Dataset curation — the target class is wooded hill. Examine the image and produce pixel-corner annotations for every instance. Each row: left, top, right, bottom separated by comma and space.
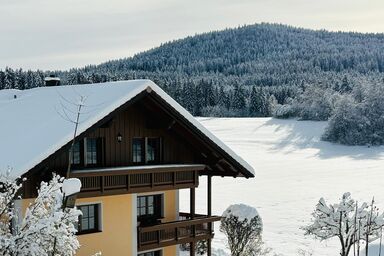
1, 23, 384, 118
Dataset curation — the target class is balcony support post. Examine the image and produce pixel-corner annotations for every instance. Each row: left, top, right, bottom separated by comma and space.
190, 187, 196, 256
207, 175, 212, 256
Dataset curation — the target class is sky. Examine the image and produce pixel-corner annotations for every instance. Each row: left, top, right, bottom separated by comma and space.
1, 0, 383, 70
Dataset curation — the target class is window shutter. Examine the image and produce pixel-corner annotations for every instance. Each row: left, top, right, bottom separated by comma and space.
79, 139, 85, 166
96, 138, 103, 166
156, 138, 162, 163
156, 194, 164, 218
94, 204, 100, 230
141, 138, 145, 163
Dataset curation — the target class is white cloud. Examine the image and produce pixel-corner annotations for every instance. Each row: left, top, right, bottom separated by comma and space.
0, 0, 383, 70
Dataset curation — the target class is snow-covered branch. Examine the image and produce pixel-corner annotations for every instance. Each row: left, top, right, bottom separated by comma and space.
303, 193, 384, 256
0, 174, 83, 256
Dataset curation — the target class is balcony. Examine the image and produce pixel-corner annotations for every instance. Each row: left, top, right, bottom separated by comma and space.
70, 164, 205, 198
137, 212, 221, 252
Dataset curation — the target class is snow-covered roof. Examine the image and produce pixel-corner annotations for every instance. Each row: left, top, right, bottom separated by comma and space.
0, 80, 255, 177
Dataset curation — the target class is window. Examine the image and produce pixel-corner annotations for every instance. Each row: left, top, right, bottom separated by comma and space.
70, 137, 103, 168
137, 194, 163, 220
132, 138, 144, 164
71, 141, 82, 165
146, 138, 161, 164
78, 204, 100, 234
138, 250, 161, 256
86, 138, 98, 165
132, 137, 161, 165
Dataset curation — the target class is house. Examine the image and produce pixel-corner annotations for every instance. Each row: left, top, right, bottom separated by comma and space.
0, 80, 254, 256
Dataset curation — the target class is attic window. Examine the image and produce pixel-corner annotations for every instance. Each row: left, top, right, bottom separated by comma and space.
70, 138, 103, 168
86, 138, 98, 165
71, 141, 82, 166
132, 137, 162, 165
132, 138, 144, 163
146, 138, 161, 164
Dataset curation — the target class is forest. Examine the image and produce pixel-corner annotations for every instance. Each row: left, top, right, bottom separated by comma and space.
1, 23, 384, 145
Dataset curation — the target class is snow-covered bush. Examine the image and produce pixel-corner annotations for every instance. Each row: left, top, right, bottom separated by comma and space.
323, 82, 384, 145
322, 95, 369, 145
294, 85, 340, 121
0, 172, 82, 256
220, 204, 265, 256
302, 193, 384, 256
273, 103, 296, 119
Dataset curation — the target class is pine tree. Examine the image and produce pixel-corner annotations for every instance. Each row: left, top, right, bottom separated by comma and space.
249, 86, 260, 116
339, 76, 352, 93
232, 84, 246, 111
258, 88, 270, 117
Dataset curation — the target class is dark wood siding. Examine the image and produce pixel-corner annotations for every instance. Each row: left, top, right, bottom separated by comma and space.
22, 92, 252, 198
35, 103, 197, 176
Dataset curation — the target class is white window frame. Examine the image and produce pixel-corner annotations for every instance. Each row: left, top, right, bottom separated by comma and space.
76, 201, 103, 232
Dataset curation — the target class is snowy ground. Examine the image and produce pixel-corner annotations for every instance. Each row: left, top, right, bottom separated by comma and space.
180, 117, 384, 256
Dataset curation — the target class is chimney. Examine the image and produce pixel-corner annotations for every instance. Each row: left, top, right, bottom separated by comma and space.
44, 74, 61, 87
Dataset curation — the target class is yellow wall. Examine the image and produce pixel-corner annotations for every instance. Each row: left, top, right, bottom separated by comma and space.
163, 245, 177, 256
76, 194, 134, 256
163, 190, 177, 222
19, 190, 178, 256
162, 190, 177, 256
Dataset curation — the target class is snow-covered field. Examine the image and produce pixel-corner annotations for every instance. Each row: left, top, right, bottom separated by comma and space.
180, 117, 384, 256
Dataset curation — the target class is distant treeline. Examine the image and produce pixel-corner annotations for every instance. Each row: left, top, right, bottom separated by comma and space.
2, 23, 384, 145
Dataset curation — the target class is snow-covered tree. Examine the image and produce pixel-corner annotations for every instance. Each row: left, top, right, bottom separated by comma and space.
220, 204, 264, 256
303, 193, 384, 256
0, 172, 82, 256
232, 84, 247, 112
323, 81, 384, 145
273, 97, 297, 118
293, 84, 340, 121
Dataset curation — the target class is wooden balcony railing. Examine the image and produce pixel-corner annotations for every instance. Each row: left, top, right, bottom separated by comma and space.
137, 212, 221, 251
70, 165, 204, 198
